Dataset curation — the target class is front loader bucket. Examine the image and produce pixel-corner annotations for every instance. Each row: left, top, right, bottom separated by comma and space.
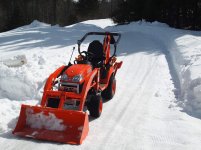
13, 104, 89, 145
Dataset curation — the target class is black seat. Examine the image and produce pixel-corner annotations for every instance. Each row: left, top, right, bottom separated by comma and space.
87, 40, 105, 67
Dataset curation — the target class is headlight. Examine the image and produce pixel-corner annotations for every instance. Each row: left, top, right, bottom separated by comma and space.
72, 74, 83, 82
61, 74, 68, 81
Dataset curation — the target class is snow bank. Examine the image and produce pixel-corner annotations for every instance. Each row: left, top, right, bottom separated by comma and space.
0, 99, 20, 132
0, 99, 37, 133
0, 63, 37, 100
173, 35, 201, 116
108, 21, 201, 117
81, 19, 115, 28
25, 20, 50, 29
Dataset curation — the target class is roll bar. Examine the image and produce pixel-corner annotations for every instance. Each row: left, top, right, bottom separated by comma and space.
77, 32, 121, 57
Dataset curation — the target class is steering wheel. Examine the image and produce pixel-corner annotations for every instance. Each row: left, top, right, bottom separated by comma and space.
80, 51, 94, 61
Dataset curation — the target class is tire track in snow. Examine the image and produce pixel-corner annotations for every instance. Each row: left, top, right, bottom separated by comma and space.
85, 54, 146, 149
112, 54, 159, 124
86, 28, 189, 149
96, 54, 160, 150
112, 57, 159, 149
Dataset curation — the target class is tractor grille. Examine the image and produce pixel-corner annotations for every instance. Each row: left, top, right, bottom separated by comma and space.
59, 82, 79, 93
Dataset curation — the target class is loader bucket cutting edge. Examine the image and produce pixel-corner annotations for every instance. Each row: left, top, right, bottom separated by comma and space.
13, 104, 89, 145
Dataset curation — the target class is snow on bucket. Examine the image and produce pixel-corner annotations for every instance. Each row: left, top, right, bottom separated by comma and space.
13, 104, 89, 144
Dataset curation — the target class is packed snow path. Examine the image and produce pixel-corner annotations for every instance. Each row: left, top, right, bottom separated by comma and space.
0, 20, 201, 150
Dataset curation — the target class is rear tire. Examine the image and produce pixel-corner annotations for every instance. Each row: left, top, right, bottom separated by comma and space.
102, 74, 116, 100
87, 94, 103, 118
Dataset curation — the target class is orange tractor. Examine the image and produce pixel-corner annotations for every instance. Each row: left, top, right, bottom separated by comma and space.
13, 32, 122, 144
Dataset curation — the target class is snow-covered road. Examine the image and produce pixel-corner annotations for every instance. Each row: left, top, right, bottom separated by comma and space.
0, 19, 201, 150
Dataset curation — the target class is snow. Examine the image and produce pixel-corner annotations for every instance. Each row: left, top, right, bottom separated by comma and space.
26, 108, 66, 131
107, 20, 201, 117
0, 19, 201, 149
1, 55, 27, 67
81, 19, 115, 28
0, 99, 37, 132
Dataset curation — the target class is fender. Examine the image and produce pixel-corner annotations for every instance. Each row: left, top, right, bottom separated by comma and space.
78, 68, 99, 110
114, 61, 123, 76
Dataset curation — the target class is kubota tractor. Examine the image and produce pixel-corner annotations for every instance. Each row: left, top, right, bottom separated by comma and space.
13, 32, 122, 144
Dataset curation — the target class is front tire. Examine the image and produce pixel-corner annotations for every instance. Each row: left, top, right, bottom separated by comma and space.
87, 94, 103, 118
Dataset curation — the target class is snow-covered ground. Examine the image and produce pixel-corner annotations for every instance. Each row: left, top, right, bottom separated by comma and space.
109, 20, 201, 117
0, 19, 201, 149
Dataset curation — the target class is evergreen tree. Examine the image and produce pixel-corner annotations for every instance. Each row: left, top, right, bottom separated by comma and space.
0, 0, 201, 31
111, 0, 201, 30
76, 0, 99, 20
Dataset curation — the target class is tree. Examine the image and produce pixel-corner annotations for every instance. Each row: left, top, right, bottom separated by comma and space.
111, 0, 130, 23
111, 0, 201, 30
76, 0, 100, 20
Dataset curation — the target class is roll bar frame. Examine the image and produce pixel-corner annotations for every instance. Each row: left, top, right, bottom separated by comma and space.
77, 32, 121, 57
